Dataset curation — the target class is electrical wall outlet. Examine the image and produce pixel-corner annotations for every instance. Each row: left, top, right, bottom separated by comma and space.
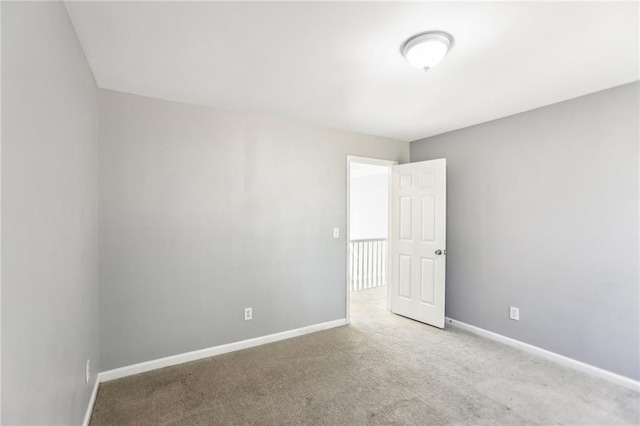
333, 227, 340, 239
509, 306, 520, 321
85, 359, 91, 383
244, 307, 253, 321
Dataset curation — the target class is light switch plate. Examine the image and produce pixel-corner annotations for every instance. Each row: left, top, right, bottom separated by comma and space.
509, 306, 520, 321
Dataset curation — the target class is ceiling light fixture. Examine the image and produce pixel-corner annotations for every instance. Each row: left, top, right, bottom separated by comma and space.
401, 31, 454, 72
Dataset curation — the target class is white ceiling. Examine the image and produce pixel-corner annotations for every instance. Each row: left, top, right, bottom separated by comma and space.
64, 1, 639, 142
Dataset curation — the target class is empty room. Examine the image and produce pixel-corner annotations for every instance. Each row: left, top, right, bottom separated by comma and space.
1, 1, 639, 425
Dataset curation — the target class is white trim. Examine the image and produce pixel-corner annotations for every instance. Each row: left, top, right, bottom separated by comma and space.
82, 376, 101, 426
345, 156, 396, 322
99, 319, 347, 382
346, 155, 398, 168
446, 317, 640, 392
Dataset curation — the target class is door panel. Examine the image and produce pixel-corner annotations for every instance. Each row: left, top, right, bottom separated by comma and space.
399, 197, 413, 241
420, 257, 435, 305
398, 254, 412, 298
390, 159, 446, 328
421, 195, 436, 242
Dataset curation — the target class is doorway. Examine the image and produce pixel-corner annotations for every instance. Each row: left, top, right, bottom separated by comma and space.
346, 157, 448, 329
346, 156, 395, 323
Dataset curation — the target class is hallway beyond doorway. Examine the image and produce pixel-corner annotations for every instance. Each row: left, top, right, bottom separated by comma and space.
347, 158, 393, 320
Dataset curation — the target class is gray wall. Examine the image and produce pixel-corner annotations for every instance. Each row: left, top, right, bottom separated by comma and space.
410, 82, 639, 380
1, 1, 99, 424
99, 89, 408, 370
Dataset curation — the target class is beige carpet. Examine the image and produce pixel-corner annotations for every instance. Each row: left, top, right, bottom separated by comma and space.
90, 286, 639, 425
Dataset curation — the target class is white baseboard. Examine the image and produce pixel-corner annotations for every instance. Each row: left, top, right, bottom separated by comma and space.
445, 317, 640, 392
99, 318, 348, 383
82, 375, 101, 426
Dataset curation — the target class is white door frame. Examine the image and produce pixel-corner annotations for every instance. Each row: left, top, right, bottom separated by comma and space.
345, 156, 397, 323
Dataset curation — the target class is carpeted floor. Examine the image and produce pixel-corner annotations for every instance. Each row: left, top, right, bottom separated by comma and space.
90, 286, 640, 425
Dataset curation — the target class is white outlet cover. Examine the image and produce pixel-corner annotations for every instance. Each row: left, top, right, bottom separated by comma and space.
244, 307, 253, 320
333, 227, 340, 238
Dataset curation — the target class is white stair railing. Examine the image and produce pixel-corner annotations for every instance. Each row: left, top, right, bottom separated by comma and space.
349, 238, 387, 291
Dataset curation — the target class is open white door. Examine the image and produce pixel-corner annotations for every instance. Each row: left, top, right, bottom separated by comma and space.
390, 159, 446, 328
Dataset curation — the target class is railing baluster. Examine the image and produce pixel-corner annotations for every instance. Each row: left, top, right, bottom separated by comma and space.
379, 241, 382, 287
360, 242, 364, 290
374, 241, 379, 287
381, 241, 384, 287
363, 242, 368, 289
370, 241, 374, 289
358, 241, 363, 291
364, 241, 371, 288
382, 241, 387, 286
380, 240, 384, 286
366, 241, 370, 290
379, 240, 383, 286
376, 241, 380, 288
359, 241, 363, 291
377, 241, 380, 287
372, 241, 376, 288
362, 241, 369, 290
361, 241, 365, 290
378, 241, 382, 288
364, 241, 368, 289
372, 241, 377, 288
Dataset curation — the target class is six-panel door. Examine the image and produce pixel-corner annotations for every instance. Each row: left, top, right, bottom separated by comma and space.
390, 159, 446, 328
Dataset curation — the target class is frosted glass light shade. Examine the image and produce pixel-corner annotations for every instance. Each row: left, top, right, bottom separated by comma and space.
401, 32, 454, 71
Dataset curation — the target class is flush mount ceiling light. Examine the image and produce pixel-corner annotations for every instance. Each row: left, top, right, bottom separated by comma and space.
401, 31, 454, 72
